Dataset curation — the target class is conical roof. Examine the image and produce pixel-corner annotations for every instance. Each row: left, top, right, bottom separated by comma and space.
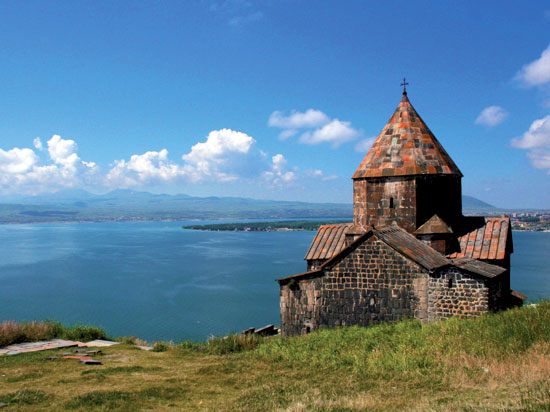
353, 93, 462, 179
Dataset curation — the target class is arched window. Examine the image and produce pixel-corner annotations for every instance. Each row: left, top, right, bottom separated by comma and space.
389, 197, 394, 209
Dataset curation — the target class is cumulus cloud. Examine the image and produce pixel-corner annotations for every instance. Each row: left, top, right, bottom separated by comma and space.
354, 137, 376, 153
299, 119, 360, 148
0, 147, 38, 174
511, 115, 550, 173
0, 135, 98, 194
106, 149, 185, 188
182, 128, 258, 182
515, 44, 550, 87
269, 109, 360, 147
475, 106, 509, 127
262, 154, 295, 185
511, 115, 550, 149
268, 109, 330, 129
33, 137, 43, 151
2, 129, 305, 194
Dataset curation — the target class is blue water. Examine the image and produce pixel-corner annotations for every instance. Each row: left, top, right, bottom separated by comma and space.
0, 222, 548, 342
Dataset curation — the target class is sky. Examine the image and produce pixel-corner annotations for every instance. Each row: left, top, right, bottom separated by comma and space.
0, 1, 549, 208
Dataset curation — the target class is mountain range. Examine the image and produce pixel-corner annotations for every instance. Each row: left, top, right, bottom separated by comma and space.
0, 189, 498, 224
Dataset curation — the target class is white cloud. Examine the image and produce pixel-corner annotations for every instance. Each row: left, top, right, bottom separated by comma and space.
511, 115, 550, 173
0, 147, 39, 174
1, 129, 308, 194
528, 150, 550, 172
305, 169, 339, 181
268, 109, 330, 129
33, 137, 43, 151
0, 135, 98, 194
106, 149, 185, 188
475, 106, 509, 127
515, 44, 550, 87
511, 115, 550, 149
299, 119, 360, 148
269, 109, 360, 148
182, 128, 257, 182
354, 137, 376, 153
262, 154, 296, 185
278, 129, 298, 140
47, 135, 81, 170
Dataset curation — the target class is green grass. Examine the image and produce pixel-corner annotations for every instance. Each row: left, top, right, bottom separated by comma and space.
0, 320, 109, 347
252, 303, 550, 382
1, 304, 550, 411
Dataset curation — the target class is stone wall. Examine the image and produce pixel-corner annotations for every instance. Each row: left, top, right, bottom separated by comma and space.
279, 277, 323, 336
280, 236, 429, 336
352, 175, 462, 234
427, 267, 489, 321
321, 237, 425, 327
353, 176, 418, 233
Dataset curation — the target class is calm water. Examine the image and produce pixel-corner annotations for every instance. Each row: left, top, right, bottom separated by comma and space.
0, 222, 548, 342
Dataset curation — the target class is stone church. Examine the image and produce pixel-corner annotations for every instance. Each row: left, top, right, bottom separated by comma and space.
277, 90, 525, 336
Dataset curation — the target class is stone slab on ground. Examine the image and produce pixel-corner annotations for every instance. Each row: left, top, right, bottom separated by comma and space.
76, 340, 120, 347
0, 339, 77, 355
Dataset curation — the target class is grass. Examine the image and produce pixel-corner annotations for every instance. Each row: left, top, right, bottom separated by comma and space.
0, 303, 549, 411
0, 320, 109, 347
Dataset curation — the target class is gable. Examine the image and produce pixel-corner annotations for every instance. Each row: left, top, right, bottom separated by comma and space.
448, 216, 512, 260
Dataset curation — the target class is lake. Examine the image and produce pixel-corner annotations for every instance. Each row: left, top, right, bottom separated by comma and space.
0, 221, 548, 342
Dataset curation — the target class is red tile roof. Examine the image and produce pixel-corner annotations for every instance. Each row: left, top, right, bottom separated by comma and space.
304, 223, 353, 260
280, 223, 509, 283
448, 216, 512, 260
353, 93, 462, 179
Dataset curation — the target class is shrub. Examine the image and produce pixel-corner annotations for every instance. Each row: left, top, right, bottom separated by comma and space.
152, 341, 170, 352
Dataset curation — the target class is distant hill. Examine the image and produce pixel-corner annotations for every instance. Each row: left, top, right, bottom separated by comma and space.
462, 195, 495, 211
0, 189, 502, 224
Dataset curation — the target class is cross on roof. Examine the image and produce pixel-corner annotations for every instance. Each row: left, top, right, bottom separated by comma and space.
401, 77, 409, 94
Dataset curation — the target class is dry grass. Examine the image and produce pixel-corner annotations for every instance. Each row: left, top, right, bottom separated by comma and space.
0, 341, 549, 411
1, 305, 550, 411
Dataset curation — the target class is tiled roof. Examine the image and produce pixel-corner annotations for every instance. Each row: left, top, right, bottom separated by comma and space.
450, 257, 506, 278
414, 214, 453, 235
353, 93, 462, 179
372, 226, 450, 271
304, 223, 353, 261
448, 216, 512, 260
279, 223, 509, 283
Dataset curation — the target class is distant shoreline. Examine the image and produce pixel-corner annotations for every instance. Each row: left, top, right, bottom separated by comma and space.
182, 220, 352, 232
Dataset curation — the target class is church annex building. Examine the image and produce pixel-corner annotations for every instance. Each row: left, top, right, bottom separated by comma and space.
277, 90, 525, 337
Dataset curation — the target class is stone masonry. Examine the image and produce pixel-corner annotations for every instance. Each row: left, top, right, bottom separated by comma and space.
277, 91, 519, 336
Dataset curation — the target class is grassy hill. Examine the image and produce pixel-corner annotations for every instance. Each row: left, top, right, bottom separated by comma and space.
0, 189, 505, 224
1, 303, 550, 411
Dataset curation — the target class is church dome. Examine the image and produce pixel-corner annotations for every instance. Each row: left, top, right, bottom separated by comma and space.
353, 93, 462, 179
